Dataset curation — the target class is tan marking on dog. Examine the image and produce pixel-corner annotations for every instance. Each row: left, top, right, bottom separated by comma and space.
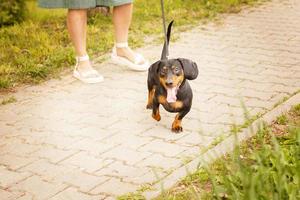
172, 101, 183, 109
158, 95, 167, 105
159, 77, 168, 90
147, 87, 156, 108
172, 73, 184, 88
158, 95, 183, 109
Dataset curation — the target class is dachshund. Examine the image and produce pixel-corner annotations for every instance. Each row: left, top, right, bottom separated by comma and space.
146, 21, 198, 133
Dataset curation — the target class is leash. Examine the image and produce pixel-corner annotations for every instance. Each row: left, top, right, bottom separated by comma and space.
160, 0, 169, 59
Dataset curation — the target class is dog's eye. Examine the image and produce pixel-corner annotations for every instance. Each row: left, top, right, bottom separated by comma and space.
174, 67, 180, 74
160, 68, 167, 75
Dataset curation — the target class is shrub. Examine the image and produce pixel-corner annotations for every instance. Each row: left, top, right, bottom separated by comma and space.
0, 0, 26, 27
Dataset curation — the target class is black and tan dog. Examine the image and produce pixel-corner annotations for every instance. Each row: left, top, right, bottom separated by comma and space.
146, 21, 198, 133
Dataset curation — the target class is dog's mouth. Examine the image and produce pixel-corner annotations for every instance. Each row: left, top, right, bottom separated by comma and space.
166, 86, 179, 103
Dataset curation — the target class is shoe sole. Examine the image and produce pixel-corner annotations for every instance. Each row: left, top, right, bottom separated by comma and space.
111, 54, 149, 71
73, 71, 104, 84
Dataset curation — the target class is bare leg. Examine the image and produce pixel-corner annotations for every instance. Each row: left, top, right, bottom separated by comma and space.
67, 9, 96, 73
113, 4, 145, 64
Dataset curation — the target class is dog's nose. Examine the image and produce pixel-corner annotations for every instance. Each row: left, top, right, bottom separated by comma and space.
166, 80, 173, 86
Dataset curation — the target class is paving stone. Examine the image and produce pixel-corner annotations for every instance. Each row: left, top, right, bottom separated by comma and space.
72, 127, 117, 140
68, 139, 116, 156
50, 187, 106, 200
123, 169, 168, 185
136, 154, 183, 170
94, 161, 148, 178
0, 0, 299, 198
138, 140, 187, 157
176, 132, 215, 147
101, 132, 152, 149
89, 177, 139, 196
0, 154, 37, 171
60, 152, 113, 173
42, 135, 83, 150
55, 170, 110, 193
0, 166, 31, 188
140, 125, 188, 141
19, 159, 71, 179
106, 119, 153, 132
30, 146, 77, 163
0, 189, 23, 200
9, 176, 67, 200
0, 141, 41, 157
20, 159, 109, 193
101, 147, 151, 165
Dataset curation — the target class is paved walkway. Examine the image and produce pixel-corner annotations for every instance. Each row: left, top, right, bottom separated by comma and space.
1, 0, 300, 199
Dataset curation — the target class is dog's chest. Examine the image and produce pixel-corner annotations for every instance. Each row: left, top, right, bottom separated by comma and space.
158, 95, 183, 112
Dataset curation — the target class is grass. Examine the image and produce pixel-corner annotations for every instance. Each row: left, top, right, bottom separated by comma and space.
118, 184, 152, 200
155, 104, 300, 200
0, 0, 266, 91
276, 114, 288, 125
1, 96, 17, 105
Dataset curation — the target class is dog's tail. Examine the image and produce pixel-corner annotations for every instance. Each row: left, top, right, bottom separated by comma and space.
161, 20, 174, 60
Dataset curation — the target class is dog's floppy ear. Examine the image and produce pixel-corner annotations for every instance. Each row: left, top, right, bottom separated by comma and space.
147, 60, 161, 87
177, 58, 198, 80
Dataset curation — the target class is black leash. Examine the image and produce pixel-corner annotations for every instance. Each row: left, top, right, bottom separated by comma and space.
160, 0, 169, 59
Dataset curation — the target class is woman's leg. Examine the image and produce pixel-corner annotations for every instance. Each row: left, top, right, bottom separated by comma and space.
67, 9, 95, 72
113, 3, 145, 64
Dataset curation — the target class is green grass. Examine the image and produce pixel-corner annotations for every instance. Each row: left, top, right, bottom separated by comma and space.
0, 0, 266, 90
117, 184, 152, 200
118, 194, 146, 200
276, 114, 288, 125
156, 104, 300, 200
292, 104, 300, 116
1, 96, 17, 105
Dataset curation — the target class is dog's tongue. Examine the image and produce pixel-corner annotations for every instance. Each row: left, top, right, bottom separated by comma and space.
167, 87, 178, 103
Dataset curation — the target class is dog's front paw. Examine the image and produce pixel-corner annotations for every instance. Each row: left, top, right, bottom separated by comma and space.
152, 112, 161, 121
171, 125, 183, 133
172, 119, 183, 133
